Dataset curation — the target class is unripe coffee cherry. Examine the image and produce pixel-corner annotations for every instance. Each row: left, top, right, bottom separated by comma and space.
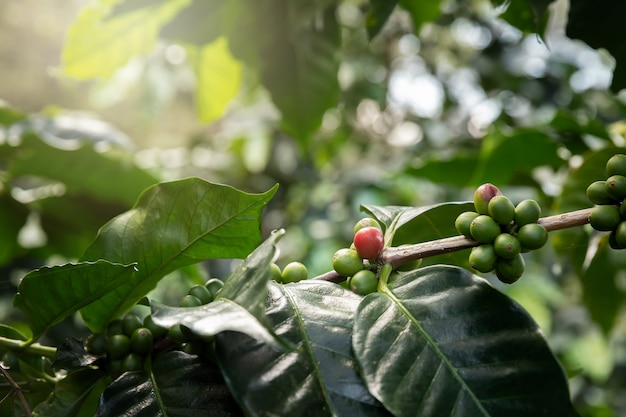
473, 183, 502, 215
85, 333, 107, 355
349, 270, 378, 295
589, 205, 622, 231
205, 278, 224, 300
121, 353, 143, 372
332, 248, 364, 277
108, 334, 131, 359
188, 285, 213, 305
270, 263, 282, 282
353, 218, 382, 234
514, 199, 541, 226
606, 175, 626, 201
107, 319, 123, 337
130, 327, 153, 355
606, 154, 626, 177
455, 211, 479, 238
281, 262, 308, 283
495, 254, 525, 284
517, 223, 548, 250
143, 315, 168, 339
469, 215, 500, 243
615, 221, 626, 248
180, 295, 203, 307
609, 229, 623, 250
469, 244, 497, 273
494, 233, 521, 259
353, 227, 384, 260
121, 314, 143, 337
586, 181, 615, 205
488, 196, 516, 226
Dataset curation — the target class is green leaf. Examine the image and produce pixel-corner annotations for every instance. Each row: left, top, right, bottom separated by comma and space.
0, 194, 28, 266
33, 368, 107, 417
366, 0, 398, 39
353, 265, 575, 417
497, 0, 553, 35
13, 261, 138, 339
189, 37, 242, 123
216, 281, 391, 417
79, 178, 278, 331
95, 351, 242, 416
405, 153, 479, 187
62, 0, 191, 79
398, 0, 443, 32
361, 202, 474, 266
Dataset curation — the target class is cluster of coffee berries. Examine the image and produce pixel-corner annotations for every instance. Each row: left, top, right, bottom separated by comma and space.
85, 278, 225, 377
586, 154, 626, 248
330, 218, 385, 295
455, 183, 548, 284
271, 261, 309, 283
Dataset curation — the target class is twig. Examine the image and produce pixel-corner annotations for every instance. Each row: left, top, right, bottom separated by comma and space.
313, 207, 593, 282
0, 366, 32, 417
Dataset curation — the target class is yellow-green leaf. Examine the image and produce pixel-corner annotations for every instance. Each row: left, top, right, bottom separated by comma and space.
62, 0, 190, 79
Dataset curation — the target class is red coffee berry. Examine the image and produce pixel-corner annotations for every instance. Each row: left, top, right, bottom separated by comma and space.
353, 227, 384, 260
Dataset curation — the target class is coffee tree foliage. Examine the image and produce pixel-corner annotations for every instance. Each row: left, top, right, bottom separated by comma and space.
1, 0, 626, 416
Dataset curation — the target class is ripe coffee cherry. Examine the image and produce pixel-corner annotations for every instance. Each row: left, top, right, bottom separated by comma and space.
606, 154, 626, 177
469, 215, 500, 243
473, 183, 502, 215
514, 199, 541, 226
354, 218, 382, 234
205, 278, 224, 300
349, 270, 378, 295
180, 295, 203, 307
517, 223, 548, 250
130, 328, 153, 355
121, 314, 143, 337
488, 196, 515, 226
332, 248, 364, 277
108, 334, 131, 359
143, 315, 167, 339
469, 244, 497, 273
121, 353, 143, 372
615, 221, 626, 248
270, 263, 282, 282
495, 254, 525, 284
188, 285, 213, 305
281, 262, 308, 283
586, 181, 615, 205
455, 211, 479, 238
353, 227, 384, 259
589, 205, 622, 231
606, 175, 626, 201
494, 233, 521, 259
86, 333, 107, 355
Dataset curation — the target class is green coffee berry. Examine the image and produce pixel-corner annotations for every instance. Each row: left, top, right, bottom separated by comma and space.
516, 223, 548, 250
182, 341, 205, 356
488, 195, 516, 226
589, 205, 622, 231
609, 229, 623, 250
270, 263, 282, 282
168, 324, 188, 344
107, 319, 123, 336
121, 314, 143, 337
108, 359, 123, 377
143, 315, 168, 339
606, 154, 626, 177
130, 328, 153, 355
495, 254, 525, 284
108, 334, 131, 359
121, 353, 143, 372
349, 270, 378, 295
332, 248, 364, 277
455, 211, 479, 237
474, 183, 502, 215
281, 262, 308, 283
494, 233, 521, 259
188, 285, 213, 305
205, 278, 224, 300
469, 244, 497, 273
180, 294, 203, 307
605, 175, 626, 201
85, 333, 107, 355
615, 221, 626, 248
354, 217, 382, 234
586, 181, 615, 205
514, 199, 541, 226
469, 215, 501, 243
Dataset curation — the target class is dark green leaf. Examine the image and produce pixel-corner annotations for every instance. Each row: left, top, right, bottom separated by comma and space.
398, 0, 443, 31
216, 281, 391, 417
53, 338, 97, 371
95, 351, 242, 417
353, 265, 574, 417
497, 0, 553, 35
14, 261, 138, 339
366, 0, 398, 39
79, 179, 278, 331
0, 324, 28, 341
405, 153, 479, 186
33, 368, 107, 417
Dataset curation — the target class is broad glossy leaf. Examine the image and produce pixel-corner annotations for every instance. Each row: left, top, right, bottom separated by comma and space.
33, 368, 107, 417
366, 0, 398, 39
216, 281, 391, 417
14, 261, 138, 339
497, 0, 553, 35
62, 0, 191, 79
79, 179, 278, 331
96, 351, 242, 417
353, 265, 575, 417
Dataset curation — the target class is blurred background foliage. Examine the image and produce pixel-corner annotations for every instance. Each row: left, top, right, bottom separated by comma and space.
1, 0, 626, 415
